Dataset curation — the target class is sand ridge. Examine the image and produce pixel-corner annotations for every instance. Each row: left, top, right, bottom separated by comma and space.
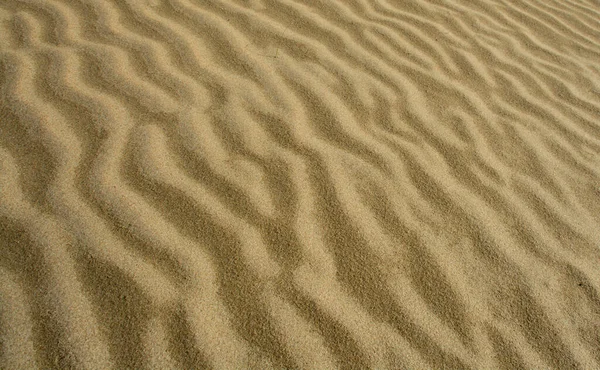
1, 0, 600, 368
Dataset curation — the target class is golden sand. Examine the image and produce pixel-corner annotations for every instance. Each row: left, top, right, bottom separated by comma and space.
1, 0, 600, 368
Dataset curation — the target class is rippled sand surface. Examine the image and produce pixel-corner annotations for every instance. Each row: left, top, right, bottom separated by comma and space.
1, 0, 600, 368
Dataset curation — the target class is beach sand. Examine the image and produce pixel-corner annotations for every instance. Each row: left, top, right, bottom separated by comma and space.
1, 0, 600, 368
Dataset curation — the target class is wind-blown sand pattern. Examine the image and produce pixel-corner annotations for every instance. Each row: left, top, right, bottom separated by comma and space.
1, 0, 600, 368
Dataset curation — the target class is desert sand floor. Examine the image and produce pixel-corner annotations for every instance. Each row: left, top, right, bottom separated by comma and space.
1, 0, 600, 369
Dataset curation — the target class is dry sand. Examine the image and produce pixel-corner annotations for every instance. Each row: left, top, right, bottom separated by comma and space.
1, 0, 600, 368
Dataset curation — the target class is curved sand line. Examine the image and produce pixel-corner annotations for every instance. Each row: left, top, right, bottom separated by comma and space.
1, 0, 600, 368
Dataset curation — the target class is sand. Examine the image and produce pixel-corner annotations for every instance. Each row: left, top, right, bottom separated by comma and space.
1, 0, 600, 368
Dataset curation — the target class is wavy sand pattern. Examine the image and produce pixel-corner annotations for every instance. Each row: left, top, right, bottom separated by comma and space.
1, 0, 600, 368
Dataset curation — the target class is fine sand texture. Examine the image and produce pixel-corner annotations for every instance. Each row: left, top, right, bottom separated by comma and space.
1, 0, 600, 369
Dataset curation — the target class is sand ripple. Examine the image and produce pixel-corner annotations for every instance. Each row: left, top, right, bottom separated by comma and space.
1, 0, 600, 368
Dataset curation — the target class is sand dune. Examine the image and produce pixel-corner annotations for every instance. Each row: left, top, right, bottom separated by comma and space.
1, 0, 600, 368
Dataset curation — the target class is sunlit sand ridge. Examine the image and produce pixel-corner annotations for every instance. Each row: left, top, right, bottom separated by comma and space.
1, 0, 600, 368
